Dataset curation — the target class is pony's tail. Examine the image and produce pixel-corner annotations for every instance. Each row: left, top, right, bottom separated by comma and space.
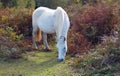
36, 28, 42, 42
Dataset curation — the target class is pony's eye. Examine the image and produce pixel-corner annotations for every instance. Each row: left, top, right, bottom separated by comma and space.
60, 36, 66, 41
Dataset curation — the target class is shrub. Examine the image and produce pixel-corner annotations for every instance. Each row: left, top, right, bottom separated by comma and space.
68, 2, 120, 74
71, 2, 119, 44
71, 35, 120, 75
68, 30, 92, 55
5, 27, 23, 41
67, 1, 120, 55
0, 8, 33, 37
0, 8, 33, 58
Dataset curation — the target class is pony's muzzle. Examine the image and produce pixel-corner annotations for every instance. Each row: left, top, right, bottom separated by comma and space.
58, 58, 64, 62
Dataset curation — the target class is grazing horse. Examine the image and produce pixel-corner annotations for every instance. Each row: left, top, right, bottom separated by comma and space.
32, 7, 70, 61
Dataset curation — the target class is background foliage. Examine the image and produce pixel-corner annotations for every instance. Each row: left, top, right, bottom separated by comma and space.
35, 0, 67, 8
0, 0, 35, 8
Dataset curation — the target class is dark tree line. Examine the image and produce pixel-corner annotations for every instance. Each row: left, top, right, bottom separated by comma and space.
0, 0, 17, 8
0, 0, 35, 8
0, 0, 98, 9
34, 0, 67, 9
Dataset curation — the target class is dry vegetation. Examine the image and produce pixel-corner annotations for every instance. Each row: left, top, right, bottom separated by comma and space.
0, 0, 120, 75
68, 1, 120, 54
67, 1, 120, 75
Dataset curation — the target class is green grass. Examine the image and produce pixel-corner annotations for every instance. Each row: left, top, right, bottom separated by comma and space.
0, 50, 80, 76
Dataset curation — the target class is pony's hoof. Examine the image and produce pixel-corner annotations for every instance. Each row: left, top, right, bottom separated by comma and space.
58, 59, 64, 62
44, 49, 51, 52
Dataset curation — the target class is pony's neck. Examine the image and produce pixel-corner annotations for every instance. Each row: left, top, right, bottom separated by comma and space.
56, 10, 69, 42
60, 14, 69, 38
60, 24, 67, 39
56, 24, 67, 42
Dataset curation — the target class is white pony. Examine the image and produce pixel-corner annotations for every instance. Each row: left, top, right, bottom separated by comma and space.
32, 7, 70, 61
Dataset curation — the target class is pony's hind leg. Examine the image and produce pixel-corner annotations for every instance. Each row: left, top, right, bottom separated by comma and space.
42, 32, 50, 51
32, 27, 38, 49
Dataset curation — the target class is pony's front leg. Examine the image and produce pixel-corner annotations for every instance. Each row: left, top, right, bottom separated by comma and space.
32, 30, 38, 49
43, 32, 50, 51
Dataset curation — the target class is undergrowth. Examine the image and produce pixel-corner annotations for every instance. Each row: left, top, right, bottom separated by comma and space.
71, 35, 120, 75
67, 1, 120, 75
0, 7, 33, 37
68, 0, 120, 55
0, 7, 33, 58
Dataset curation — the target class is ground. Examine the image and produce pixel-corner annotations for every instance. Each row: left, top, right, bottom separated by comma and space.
0, 44, 80, 76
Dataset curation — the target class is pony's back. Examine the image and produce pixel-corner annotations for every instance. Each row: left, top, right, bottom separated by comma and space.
32, 7, 48, 26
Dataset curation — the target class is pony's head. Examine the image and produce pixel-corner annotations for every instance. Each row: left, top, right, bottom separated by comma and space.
56, 36, 67, 61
